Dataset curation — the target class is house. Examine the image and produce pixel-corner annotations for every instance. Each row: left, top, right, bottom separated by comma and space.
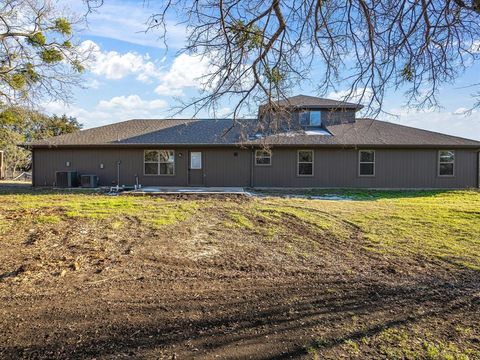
24, 95, 480, 189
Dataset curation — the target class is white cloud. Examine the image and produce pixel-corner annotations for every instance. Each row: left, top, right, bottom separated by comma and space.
64, 0, 186, 49
327, 88, 374, 104
81, 40, 162, 82
469, 40, 480, 53
43, 95, 169, 128
217, 107, 232, 117
453, 107, 469, 115
42, 101, 112, 128
85, 78, 101, 89
154, 54, 210, 96
98, 95, 167, 111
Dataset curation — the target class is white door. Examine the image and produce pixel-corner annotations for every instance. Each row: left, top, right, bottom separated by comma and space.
189, 151, 203, 186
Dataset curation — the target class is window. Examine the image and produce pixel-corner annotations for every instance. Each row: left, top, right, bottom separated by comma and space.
190, 152, 202, 169
438, 150, 455, 176
255, 149, 272, 166
299, 111, 322, 127
298, 150, 314, 176
144, 150, 175, 175
359, 150, 375, 176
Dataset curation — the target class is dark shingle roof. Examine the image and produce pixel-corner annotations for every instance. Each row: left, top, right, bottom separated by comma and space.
27, 119, 242, 146
25, 118, 480, 148
270, 94, 363, 110
249, 119, 480, 147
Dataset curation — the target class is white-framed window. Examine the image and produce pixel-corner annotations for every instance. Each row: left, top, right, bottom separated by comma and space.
255, 149, 272, 166
359, 150, 375, 176
297, 150, 314, 176
299, 111, 322, 127
438, 150, 455, 176
190, 152, 202, 169
144, 150, 175, 176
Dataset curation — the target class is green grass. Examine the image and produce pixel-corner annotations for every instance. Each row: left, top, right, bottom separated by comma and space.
0, 188, 479, 269
259, 190, 480, 270
0, 191, 201, 229
373, 327, 478, 360
226, 212, 254, 230
35, 215, 61, 224
307, 326, 479, 360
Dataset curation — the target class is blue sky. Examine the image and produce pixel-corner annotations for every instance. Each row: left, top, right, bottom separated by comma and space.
46, 0, 480, 140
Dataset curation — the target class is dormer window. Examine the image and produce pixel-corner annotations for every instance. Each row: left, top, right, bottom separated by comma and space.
299, 111, 322, 127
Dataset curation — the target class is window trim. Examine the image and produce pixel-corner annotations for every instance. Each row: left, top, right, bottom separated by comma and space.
143, 149, 175, 176
255, 149, 272, 166
438, 150, 455, 177
299, 111, 322, 127
297, 149, 314, 177
358, 150, 375, 177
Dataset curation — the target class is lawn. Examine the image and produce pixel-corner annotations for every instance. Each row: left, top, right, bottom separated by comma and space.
0, 188, 479, 359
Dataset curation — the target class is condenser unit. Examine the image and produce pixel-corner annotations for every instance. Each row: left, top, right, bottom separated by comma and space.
80, 174, 99, 188
55, 171, 78, 188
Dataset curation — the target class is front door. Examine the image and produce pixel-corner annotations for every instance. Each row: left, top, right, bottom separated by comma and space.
189, 151, 204, 186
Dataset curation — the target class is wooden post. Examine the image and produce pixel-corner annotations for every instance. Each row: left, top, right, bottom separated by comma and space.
0, 150, 4, 179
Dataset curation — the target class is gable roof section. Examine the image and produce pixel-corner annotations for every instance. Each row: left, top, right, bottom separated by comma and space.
25, 118, 480, 148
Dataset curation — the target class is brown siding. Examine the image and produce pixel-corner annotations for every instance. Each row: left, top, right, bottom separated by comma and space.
253, 148, 479, 188
203, 149, 251, 187
33, 147, 479, 188
289, 109, 356, 127
33, 147, 252, 188
33, 148, 189, 187
261, 109, 356, 130
321, 109, 356, 126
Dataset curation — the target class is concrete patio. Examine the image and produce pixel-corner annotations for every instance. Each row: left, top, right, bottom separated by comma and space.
124, 186, 249, 195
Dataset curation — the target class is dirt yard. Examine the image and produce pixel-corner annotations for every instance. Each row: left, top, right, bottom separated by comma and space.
0, 188, 479, 359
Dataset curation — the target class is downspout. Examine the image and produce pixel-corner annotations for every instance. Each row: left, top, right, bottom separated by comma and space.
31, 149, 35, 187
250, 148, 254, 188
478, 151, 480, 189
0, 150, 4, 180
116, 160, 121, 188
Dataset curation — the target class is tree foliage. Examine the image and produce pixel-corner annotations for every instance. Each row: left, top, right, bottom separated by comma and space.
0, 108, 82, 176
0, 0, 90, 107
138, 0, 480, 121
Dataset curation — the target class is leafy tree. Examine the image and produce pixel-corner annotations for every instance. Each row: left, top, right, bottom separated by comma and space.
0, 0, 90, 107
31, 114, 82, 140
0, 108, 82, 177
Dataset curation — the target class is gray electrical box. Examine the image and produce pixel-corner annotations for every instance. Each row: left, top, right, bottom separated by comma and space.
80, 174, 99, 188
55, 171, 78, 188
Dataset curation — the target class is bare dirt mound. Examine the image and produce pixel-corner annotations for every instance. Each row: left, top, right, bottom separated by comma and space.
1, 198, 479, 359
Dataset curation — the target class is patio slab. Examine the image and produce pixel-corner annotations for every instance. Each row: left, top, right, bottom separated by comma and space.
125, 186, 249, 195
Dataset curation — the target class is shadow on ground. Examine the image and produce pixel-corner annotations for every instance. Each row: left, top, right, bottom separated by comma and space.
1, 269, 479, 359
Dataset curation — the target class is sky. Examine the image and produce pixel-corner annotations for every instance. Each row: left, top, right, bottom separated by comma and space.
45, 0, 480, 140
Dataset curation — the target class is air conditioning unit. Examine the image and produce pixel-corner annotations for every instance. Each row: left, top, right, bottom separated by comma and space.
55, 171, 78, 188
80, 174, 99, 188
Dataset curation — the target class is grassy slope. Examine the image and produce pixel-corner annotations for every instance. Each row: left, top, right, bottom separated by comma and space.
0, 188, 479, 359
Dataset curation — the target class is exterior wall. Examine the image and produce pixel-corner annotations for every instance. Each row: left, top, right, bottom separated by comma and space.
32, 147, 252, 187
33, 148, 190, 187
253, 148, 479, 188
321, 109, 356, 126
33, 147, 479, 189
203, 149, 251, 187
290, 109, 356, 126
261, 109, 356, 130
